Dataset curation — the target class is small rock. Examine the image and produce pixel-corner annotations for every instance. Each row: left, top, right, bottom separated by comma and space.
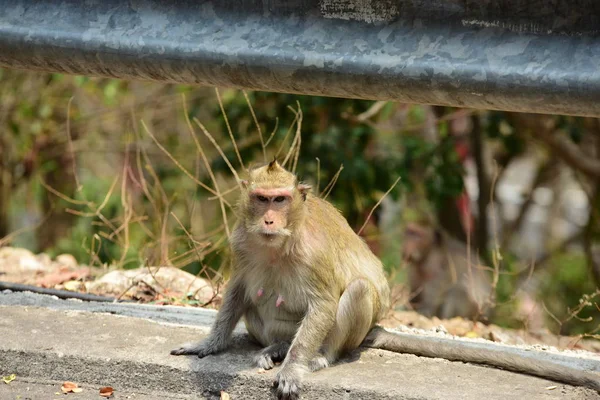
88, 266, 215, 303
0, 247, 45, 273
55, 254, 79, 269
434, 325, 448, 334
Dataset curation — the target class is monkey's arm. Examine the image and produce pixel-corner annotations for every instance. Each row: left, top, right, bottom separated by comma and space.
171, 275, 248, 357
275, 294, 337, 398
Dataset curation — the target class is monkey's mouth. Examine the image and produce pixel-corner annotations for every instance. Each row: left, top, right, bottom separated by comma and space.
402, 252, 420, 264
255, 228, 291, 240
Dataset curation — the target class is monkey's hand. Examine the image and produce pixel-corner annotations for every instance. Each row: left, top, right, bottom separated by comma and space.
274, 365, 303, 400
170, 337, 227, 358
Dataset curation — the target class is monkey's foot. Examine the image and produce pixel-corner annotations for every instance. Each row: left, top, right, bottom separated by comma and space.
254, 342, 290, 370
170, 340, 222, 358
170, 342, 203, 356
274, 365, 302, 400
308, 356, 330, 372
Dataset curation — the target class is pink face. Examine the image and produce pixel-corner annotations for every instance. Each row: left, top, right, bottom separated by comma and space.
249, 188, 294, 240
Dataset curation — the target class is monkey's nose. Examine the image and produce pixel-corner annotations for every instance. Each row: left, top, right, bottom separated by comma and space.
264, 220, 274, 225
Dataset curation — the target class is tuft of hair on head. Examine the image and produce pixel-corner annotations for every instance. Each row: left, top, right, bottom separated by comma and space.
267, 157, 280, 173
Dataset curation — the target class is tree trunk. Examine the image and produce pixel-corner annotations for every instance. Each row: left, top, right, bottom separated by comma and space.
469, 113, 490, 257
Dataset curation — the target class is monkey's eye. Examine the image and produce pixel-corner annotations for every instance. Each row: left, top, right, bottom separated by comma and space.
257, 195, 269, 203
273, 196, 286, 203
406, 230, 421, 238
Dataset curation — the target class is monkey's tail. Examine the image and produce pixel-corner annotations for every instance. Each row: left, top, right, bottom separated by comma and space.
363, 326, 600, 392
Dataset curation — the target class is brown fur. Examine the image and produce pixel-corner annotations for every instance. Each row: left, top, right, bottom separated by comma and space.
402, 222, 492, 320
172, 162, 600, 397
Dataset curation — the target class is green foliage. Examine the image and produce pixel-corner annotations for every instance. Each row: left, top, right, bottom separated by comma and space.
486, 252, 524, 329
485, 111, 525, 157
556, 115, 586, 144
539, 252, 600, 335
399, 134, 464, 208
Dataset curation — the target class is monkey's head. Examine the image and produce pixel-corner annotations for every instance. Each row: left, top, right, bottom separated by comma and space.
240, 159, 311, 247
402, 222, 440, 265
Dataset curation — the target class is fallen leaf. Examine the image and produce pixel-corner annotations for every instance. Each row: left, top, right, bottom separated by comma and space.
62, 382, 77, 389
36, 268, 90, 288
99, 386, 114, 397
2, 374, 16, 384
465, 331, 479, 338
545, 385, 558, 390
220, 390, 231, 400
61, 381, 83, 393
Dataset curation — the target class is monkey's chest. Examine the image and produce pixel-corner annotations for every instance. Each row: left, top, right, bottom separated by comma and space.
245, 294, 304, 345
243, 274, 309, 345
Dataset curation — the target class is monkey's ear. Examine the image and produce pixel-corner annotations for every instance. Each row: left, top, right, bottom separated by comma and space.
297, 183, 311, 201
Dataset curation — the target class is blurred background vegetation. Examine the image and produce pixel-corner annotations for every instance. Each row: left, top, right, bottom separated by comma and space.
1, 68, 599, 337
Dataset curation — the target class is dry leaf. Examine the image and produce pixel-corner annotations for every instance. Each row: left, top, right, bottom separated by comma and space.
545, 385, 558, 390
61, 381, 82, 393
465, 331, 479, 338
2, 374, 16, 384
36, 268, 90, 288
220, 390, 231, 400
99, 386, 114, 397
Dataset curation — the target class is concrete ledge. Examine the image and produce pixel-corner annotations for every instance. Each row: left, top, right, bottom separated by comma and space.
0, 291, 598, 399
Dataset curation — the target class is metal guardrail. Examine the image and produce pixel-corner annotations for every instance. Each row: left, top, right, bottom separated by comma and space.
0, 0, 599, 116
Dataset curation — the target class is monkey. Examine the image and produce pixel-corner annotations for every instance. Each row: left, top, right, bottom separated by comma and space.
171, 160, 600, 398
402, 221, 492, 320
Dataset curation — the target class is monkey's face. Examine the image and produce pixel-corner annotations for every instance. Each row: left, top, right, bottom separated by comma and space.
402, 224, 433, 265
241, 160, 311, 247
246, 187, 294, 247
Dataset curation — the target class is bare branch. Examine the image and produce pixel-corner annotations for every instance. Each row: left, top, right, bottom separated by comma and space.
357, 176, 401, 236
321, 164, 344, 200
215, 88, 246, 171
141, 119, 232, 208
242, 90, 266, 162
192, 117, 243, 188
511, 114, 600, 178
181, 101, 231, 239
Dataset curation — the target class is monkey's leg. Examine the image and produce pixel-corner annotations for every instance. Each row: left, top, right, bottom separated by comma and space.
437, 285, 474, 319
243, 306, 269, 346
309, 279, 375, 372
244, 305, 291, 369
171, 277, 247, 357
437, 285, 483, 319
254, 342, 290, 370
275, 295, 337, 400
